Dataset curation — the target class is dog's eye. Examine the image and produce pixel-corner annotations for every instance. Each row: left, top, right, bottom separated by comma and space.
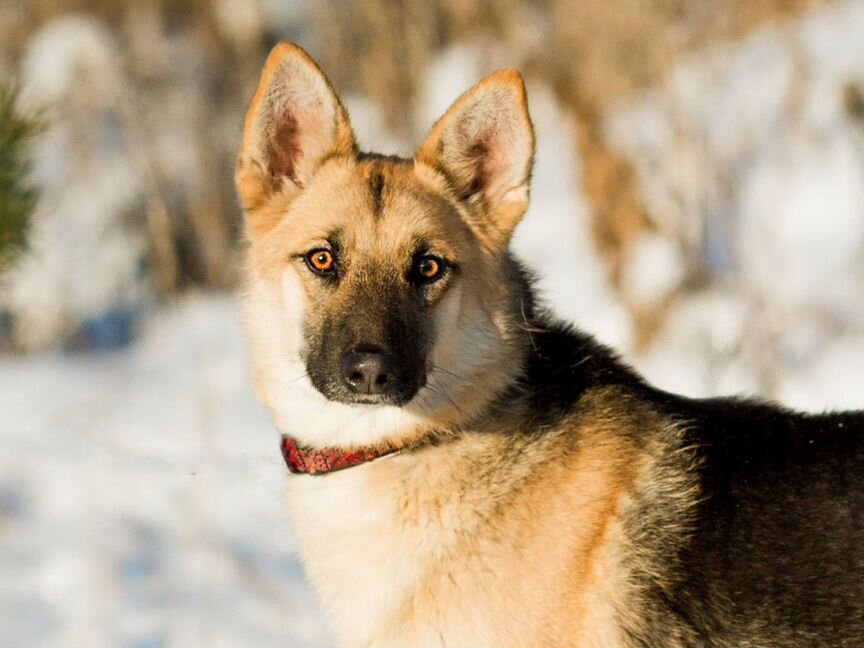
413, 256, 444, 284
306, 249, 335, 275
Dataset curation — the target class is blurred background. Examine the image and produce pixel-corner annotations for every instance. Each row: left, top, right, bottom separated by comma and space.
2, 0, 864, 646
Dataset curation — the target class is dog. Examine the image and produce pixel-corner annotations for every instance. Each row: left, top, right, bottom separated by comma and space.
235, 42, 864, 648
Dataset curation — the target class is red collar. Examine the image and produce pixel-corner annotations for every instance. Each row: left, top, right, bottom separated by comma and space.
280, 435, 401, 475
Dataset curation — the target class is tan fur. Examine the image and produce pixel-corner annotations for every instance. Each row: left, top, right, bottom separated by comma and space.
238, 43, 697, 648
281, 388, 692, 648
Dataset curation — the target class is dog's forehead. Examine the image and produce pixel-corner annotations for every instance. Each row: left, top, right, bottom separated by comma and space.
297, 157, 467, 253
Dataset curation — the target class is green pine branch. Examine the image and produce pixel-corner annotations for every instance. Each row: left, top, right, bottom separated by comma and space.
0, 84, 42, 272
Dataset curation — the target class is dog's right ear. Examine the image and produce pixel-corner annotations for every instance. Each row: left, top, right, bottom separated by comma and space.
236, 43, 356, 235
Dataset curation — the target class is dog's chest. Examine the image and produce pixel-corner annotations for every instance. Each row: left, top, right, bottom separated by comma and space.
283, 444, 635, 648
285, 464, 506, 647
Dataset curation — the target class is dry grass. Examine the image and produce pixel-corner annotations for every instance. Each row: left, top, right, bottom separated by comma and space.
314, 0, 830, 343
0, 0, 832, 336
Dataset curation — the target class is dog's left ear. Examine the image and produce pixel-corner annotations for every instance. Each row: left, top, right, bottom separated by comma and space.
236, 43, 356, 234
416, 70, 535, 250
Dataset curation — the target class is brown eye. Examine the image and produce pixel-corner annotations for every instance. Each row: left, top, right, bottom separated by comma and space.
306, 249, 335, 274
414, 256, 444, 283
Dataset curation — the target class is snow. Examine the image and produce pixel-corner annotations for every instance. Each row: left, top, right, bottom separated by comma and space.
417, 43, 485, 130
620, 233, 685, 311
4, 3, 864, 646
739, 132, 864, 308
512, 83, 634, 348
0, 295, 330, 648
18, 15, 119, 105
607, 0, 864, 404
777, 336, 864, 411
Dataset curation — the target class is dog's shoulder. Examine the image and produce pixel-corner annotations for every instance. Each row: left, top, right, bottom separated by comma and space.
517, 310, 864, 469
512, 317, 864, 645
511, 314, 653, 426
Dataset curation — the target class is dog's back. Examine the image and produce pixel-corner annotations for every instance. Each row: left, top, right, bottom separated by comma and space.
664, 397, 864, 647
501, 318, 864, 647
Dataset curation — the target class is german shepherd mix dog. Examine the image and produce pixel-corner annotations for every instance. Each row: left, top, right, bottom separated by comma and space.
236, 43, 864, 648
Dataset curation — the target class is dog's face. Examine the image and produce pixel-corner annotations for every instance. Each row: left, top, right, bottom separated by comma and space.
237, 43, 535, 448
261, 158, 471, 409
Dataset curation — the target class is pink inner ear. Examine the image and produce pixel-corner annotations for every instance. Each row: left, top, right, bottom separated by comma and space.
463, 142, 489, 199
465, 129, 515, 204
268, 114, 304, 186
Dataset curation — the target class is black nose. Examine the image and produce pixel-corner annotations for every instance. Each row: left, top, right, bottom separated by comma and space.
341, 348, 399, 396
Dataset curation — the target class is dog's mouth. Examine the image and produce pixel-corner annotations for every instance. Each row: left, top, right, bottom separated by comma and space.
311, 380, 424, 407
333, 387, 420, 407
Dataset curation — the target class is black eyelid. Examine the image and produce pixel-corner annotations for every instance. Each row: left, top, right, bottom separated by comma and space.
414, 251, 446, 263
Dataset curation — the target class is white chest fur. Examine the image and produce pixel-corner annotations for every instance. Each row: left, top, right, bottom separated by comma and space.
285, 454, 507, 648
287, 467, 422, 647
284, 440, 632, 648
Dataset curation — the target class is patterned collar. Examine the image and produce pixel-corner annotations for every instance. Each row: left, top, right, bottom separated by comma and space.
280, 435, 402, 475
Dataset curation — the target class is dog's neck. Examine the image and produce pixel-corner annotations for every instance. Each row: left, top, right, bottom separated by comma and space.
276, 380, 523, 477
280, 434, 406, 475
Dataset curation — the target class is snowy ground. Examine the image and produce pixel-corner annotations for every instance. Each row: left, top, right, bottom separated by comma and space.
3, 3, 864, 647
0, 295, 330, 648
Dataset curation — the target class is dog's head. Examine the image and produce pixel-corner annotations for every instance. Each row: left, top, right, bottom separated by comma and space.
237, 43, 535, 448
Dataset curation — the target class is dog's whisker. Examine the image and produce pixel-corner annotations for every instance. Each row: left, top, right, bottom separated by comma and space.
519, 297, 539, 353
425, 379, 466, 419
428, 364, 479, 390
